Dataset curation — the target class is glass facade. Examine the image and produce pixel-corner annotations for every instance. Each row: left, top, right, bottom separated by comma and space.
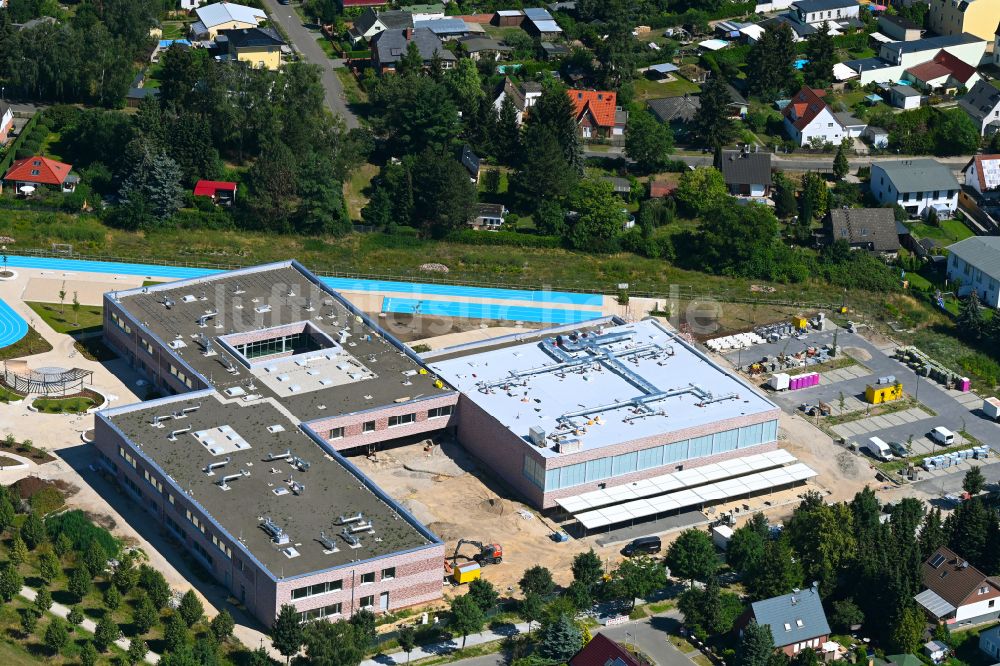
524, 419, 779, 492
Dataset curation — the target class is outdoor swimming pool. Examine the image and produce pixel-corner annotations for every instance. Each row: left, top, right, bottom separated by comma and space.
381, 297, 601, 324
0, 297, 28, 349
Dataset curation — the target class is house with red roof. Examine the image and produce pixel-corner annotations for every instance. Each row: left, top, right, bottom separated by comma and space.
782, 86, 851, 147
569, 634, 649, 666
567, 89, 628, 141
2, 156, 77, 194
903, 50, 980, 92
193, 180, 238, 205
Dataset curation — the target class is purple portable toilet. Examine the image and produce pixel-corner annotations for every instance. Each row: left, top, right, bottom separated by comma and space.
959, 377, 970, 392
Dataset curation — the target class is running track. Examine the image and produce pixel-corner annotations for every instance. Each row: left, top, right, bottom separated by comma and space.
0, 297, 28, 350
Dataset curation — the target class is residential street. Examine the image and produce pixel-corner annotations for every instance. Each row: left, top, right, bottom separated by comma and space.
261, 0, 360, 128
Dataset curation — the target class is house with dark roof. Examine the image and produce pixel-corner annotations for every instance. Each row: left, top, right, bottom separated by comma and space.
348, 8, 413, 45
959, 80, 1000, 136
870, 158, 959, 217
946, 236, 1000, 308
963, 154, 1000, 198
719, 149, 772, 198
888, 84, 922, 110
567, 89, 627, 141
458, 35, 510, 61
745, 585, 831, 657
3, 156, 78, 194
523, 7, 563, 38
878, 14, 922, 41
569, 633, 648, 666
493, 78, 542, 125
647, 95, 701, 129
468, 203, 506, 230
782, 86, 852, 146
826, 208, 900, 256
218, 26, 285, 70
461, 145, 481, 183
371, 27, 455, 74
914, 546, 1000, 625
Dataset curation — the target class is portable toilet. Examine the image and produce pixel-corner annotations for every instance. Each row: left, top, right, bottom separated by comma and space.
452, 561, 482, 585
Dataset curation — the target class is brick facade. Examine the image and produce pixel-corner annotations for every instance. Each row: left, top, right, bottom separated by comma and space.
307, 394, 459, 451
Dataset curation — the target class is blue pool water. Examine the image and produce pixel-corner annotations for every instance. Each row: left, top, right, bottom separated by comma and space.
0, 297, 29, 349
794, 58, 808, 69
382, 298, 601, 325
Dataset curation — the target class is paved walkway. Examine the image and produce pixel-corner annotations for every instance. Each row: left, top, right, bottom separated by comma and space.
20, 586, 159, 663
362, 621, 532, 666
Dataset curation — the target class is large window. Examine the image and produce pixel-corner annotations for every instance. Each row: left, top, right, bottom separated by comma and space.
361, 572, 375, 584
523, 455, 545, 490
388, 414, 415, 428
292, 580, 343, 600
428, 406, 453, 419
299, 603, 342, 622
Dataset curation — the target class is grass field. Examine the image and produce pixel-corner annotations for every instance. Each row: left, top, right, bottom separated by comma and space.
0, 385, 24, 403
334, 67, 369, 106
26, 302, 103, 335
906, 219, 974, 244
635, 75, 700, 101
0, 327, 52, 363
32, 395, 96, 414
0, 640, 43, 666
344, 162, 378, 220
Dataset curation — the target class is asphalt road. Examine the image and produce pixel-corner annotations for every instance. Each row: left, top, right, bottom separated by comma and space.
913, 460, 1000, 497
261, 0, 359, 128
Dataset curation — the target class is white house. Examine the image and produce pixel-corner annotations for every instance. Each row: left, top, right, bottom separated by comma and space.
980, 625, 1000, 663
844, 33, 986, 85
191, 2, 267, 39
916, 547, 1000, 626
869, 158, 959, 217
782, 86, 848, 146
790, 0, 860, 27
348, 9, 413, 45
493, 78, 542, 125
963, 154, 1000, 197
959, 80, 1000, 136
180, 0, 204, 9
946, 236, 1000, 309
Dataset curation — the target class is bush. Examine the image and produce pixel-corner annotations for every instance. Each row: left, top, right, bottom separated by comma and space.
46, 510, 121, 558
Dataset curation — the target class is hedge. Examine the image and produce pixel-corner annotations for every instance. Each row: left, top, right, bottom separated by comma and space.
445, 229, 561, 248
46, 509, 121, 558
0, 112, 40, 176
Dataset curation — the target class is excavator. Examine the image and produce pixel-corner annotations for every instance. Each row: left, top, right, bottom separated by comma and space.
452, 539, 503, 566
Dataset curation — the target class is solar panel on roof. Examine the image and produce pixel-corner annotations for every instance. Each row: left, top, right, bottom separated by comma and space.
929, 553, 946, 568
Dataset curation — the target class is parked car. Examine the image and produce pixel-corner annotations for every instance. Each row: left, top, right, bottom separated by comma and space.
888, 441, 910, 457
929, 427, 955, 445
622, 536, 661, 557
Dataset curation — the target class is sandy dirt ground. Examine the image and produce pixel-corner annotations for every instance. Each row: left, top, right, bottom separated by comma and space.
19, 276, 144, 307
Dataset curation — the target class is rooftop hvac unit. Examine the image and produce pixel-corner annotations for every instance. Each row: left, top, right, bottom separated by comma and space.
556, 438, 582, 453
528, 426, 546, 447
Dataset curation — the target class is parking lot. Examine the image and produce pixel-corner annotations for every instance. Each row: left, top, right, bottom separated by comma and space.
721, 325, 1000, 478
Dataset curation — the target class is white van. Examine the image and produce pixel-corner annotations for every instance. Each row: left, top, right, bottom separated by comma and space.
862, 436, 893, 461
929, 427, 955, 445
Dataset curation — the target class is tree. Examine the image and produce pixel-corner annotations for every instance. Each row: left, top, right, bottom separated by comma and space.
832, 142, 849, 181
675, 166, 728, 217
692, 76, 735, 149
398, 41, 424, 77
20, 511, 45, 549
785, 492, 855, 595
272, 604, 304, 664
118, 143, 184, 223
932, 109, 980, 156
210, 610, 235, 641
350, 608, 377, 652
127, 637, 148, 665
301, 619, 363, 666
512, 123, 579, 209
773, 173, 798, 219
494, 95, 521, 165
68, 606, 84, 625
58, 286, 66, 314
919, 508, 946, 558
398, 625, 417, 664
94, 614, 119, 652
538, 613, 583, 662
963, 466, 986, 496
609, 555, 669, 607
467, 577, 499, 613
248, 646, 271, 666
957, 291, 985, 341
164, 612, 189, 654
409, 149, 478, 239
245, 139, 298, 231
945, 497, 994, 569
727, 513, 769, 575
178, 589, 204, 627
520, 592, 545, 634
35, 586, 52, 612
572, 549, 604, 588
80, 640, 99, 666
0, 497, 16, 534
568, 178, 627, 252
372, 75, 459, 156
745, 536, 803, 601
83, 539, 107, 577
529, 82, 583, 174
746, 22, 797, 101
800, 171, 829, 222
829, 598, 864, 632
888, 604, 925, 653
519, 565, 555, 597
9, 534, 27, 566
133, 591, 159, 635
44, 617, 69, 654
803, 24, 835, 87
104, 584, 122, 611
139, 565, 171, 610
113, 553, 139, 594
38, 548, 59, 583
0, 562, 23, 602
624, 110, 674, 173
666, 529, 718, 586
737, 621, 774, 666
20, 608, 38, 637
450, 593, 486, 649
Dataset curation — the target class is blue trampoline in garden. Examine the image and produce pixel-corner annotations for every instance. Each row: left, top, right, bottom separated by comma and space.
0, 297, 28, 349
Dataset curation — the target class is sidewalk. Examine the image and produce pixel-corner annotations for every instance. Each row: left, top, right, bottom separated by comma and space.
361, 621, 531, 666
20, 586, 159, 664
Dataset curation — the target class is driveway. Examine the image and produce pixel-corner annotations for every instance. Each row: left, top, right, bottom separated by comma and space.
261, 0, 359, 128
601, 612, 693, 666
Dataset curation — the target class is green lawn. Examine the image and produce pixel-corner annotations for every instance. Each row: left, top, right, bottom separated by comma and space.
344, 162, 378, 221
26, 301, 103, 335
32, 395, 96, 414
317, 36, 337, 58
0, 327, 53, 362
635, 75, 700, 101
907, 219, 974, 244
160, 21, 189, 40
0, 639, 44, 666
334, 67, 368, 106
0, 384, 24, 403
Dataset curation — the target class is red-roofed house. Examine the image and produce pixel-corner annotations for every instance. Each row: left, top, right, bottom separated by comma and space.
569, 634, 649, 666
341, 0, 388, 7
193, 180, 238, 205
2, 156, 77, 194
904, 50, 980, 91
649, 180, 677, 198
567, 89, 628, 141
782, 86, 847, 146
